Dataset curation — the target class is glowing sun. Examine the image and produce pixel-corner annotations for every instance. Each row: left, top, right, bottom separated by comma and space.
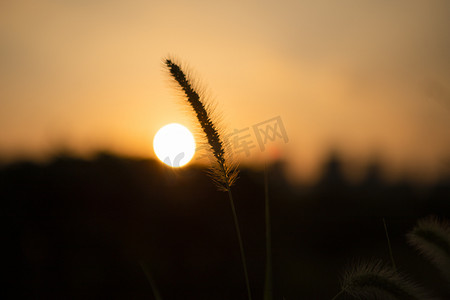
153, 123, 196, 167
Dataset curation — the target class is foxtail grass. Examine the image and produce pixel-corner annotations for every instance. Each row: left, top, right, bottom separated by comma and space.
164, 58, 238, 191
332, 260, 434, 300
407, 216, 450, 284
164, 58, 251, 300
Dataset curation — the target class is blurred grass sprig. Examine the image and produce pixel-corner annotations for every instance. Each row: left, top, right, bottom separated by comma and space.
407, 216, 450, 285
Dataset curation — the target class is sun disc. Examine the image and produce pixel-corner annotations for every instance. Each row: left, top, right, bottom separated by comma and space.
153, 123, 196, 167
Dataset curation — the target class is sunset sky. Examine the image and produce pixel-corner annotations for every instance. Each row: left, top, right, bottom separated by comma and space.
1, 0, 450, 183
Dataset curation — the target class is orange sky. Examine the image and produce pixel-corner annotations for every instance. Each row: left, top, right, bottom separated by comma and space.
1, 0, 450, 184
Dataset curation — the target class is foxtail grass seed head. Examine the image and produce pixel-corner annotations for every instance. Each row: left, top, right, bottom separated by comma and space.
407, 216, 450, 284
164, 58, 238, 191
339, 260, 435, 300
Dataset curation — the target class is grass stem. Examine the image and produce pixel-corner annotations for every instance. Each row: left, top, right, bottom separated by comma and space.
383, 218, 397, 271
228, 188, 252, 300
139, 261, 163, 300
264, 163, 273, 300
331, 289, 344, 300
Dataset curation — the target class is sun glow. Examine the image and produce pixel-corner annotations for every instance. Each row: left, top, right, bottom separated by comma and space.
153, 123, 196, 167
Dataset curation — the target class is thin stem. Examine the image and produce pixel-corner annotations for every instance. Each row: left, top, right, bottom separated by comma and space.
264, 163, 273, 300
139, 261, 163, 300
331, 289, 344, 300
227, 188, 252, 300
383, 218, 397, 271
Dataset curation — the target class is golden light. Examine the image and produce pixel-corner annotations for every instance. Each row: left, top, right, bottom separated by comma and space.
153, 123, 196, 167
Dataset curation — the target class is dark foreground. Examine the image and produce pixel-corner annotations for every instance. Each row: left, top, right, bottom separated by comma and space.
3, 153, 449, 299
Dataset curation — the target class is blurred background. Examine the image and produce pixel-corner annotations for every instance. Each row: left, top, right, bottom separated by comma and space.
1, 0, 449, 299
1, 0, 450, 183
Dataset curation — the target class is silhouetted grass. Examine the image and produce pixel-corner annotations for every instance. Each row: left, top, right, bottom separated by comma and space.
165, 58, 238, 191
165, 58, 251, 300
